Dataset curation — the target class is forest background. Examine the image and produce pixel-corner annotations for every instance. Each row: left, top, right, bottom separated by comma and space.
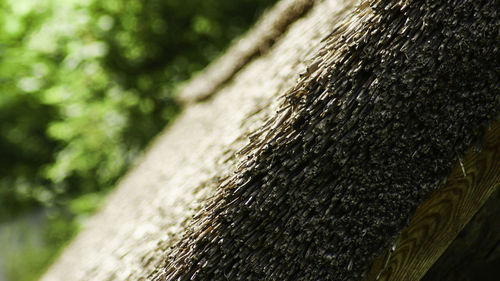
0, 0, 277, 280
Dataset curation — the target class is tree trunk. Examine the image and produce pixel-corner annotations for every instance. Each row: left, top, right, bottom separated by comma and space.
41, 0, 500, 280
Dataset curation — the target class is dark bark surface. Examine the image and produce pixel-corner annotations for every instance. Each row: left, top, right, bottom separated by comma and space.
39, 1, 351, 280
364, 121, 500, 281
161, 0, 500, 280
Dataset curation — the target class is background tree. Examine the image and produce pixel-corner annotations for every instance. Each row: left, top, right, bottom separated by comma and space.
0, 0, 276, 280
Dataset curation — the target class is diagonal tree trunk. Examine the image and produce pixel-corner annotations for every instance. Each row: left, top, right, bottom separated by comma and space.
41, 0, 499, 280
159, 0, 499, 280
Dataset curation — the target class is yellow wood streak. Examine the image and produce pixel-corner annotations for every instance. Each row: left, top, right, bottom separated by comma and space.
364, 120, 500, 281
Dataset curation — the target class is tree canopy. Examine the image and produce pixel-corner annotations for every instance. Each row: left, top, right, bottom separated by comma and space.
0, 0, 276, 280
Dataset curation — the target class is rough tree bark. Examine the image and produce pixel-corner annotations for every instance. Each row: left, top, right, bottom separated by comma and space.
41, 0, 499, 280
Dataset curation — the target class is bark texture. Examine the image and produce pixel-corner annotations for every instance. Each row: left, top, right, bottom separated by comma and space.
365, 121, 500, 281
40, 0, 352, 280
41, 0, 499, 280
161, 0, 500, 280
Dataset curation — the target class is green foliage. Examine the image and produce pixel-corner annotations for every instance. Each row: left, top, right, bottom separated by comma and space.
0, 212, 78, 281
0, 0, 277, 280
0, 0, 276, 216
